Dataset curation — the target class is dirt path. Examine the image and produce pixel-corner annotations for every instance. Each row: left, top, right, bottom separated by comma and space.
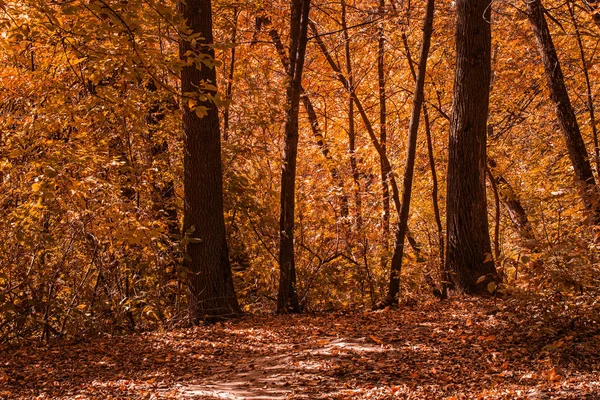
183, 338, 383, 399
1, 296, 599, 399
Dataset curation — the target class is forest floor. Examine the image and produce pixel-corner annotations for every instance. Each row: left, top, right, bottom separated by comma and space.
1, 295, 600, 399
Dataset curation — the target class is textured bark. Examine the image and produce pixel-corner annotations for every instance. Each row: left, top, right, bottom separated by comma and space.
179, 0, 240, 323
277, 0, 310, 313
526, 0, 600, 224
446, 0, 499, 294
384, 0, 435, 305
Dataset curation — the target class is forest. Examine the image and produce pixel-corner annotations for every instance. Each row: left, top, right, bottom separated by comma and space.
1, 0, 600, 398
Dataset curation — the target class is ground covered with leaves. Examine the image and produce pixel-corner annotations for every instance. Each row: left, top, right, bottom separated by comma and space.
1, 295, 599, 399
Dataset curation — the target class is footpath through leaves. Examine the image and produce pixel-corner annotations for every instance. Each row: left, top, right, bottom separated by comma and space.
1, 297, 599, 399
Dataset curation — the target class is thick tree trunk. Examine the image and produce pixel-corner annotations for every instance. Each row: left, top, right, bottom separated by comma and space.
526, 0, 600, 225
178, 0, 240, 323
277, 0, 310, 313
446, 0, 499, 294
384, 0, 435, 305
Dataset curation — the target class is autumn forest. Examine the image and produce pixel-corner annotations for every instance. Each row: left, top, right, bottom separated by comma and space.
1, 0, 600, 398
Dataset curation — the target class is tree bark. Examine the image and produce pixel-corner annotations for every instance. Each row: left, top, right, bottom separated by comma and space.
526, 0, 600, 225
178, 0, 240, 323
446, 0, 499, 294
384, 0, 435, 305
277, 0, 310, 313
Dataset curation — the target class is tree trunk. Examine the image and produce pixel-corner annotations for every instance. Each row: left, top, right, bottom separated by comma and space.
526, 0, 600, 225
178, 0, 240, 323
341, 0, 363, 231
268, 27, 350, 220
378, 0, 391, 268
446, 0, 499, 294
277, 0, 310, 313
222, 7, 238, 142
384, 0, 435, 305
401, 23, 446, 297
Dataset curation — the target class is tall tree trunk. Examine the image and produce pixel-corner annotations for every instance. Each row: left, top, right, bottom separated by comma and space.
178, 0, 240, 323
277, 0, 310, 313
268, 27, 350, 220
401, 26, 446, 296
486, 166, 502, 261
378, 0, 391, 268
383, 0, 435, 305
446, 0, 499, 294
341, 0, 363, 231
526, 0, 600, 225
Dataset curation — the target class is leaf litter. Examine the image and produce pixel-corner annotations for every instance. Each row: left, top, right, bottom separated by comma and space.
1, 295, 599, 399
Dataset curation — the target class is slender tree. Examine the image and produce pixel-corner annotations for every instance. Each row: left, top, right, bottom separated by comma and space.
401, 23, 446, 296
310, 20, 425, 306
526, 0, 600, 225
383, 0, 435, 305
179, 0, 240, 323
446, 0, 499, 294
341, 0, 363, 231
277, 0, 311, 313
268, 26, 350, 220
222, 7, 238, 142
378, 0, 391, 268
